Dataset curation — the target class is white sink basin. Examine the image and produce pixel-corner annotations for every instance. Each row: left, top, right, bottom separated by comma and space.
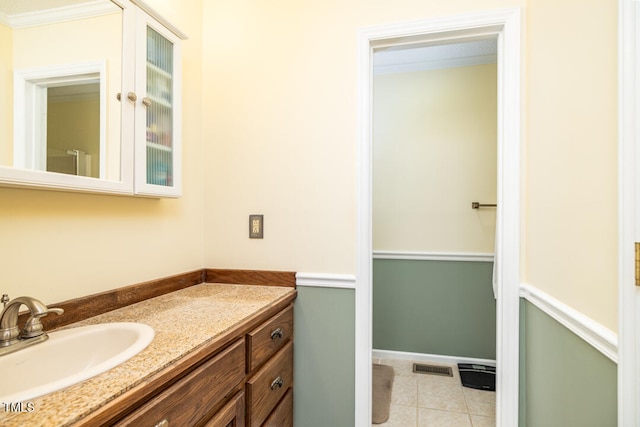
0, 322, 154, 402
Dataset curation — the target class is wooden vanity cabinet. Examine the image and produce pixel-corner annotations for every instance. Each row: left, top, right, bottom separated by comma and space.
86, 302, 294, 427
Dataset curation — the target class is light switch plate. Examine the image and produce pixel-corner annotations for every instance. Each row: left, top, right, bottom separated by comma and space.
249, 214, 264, 239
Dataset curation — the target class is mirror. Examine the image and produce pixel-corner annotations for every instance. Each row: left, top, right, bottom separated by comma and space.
0, 0, 126, 189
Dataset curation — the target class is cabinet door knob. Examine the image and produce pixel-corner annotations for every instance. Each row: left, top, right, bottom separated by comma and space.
127, 92, 138, 102
270, 376, 284, 390
142, 97, 152, 108
154, 419, 169, 427
270, 328, 284, 340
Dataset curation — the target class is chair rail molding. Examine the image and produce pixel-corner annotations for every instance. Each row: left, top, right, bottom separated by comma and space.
519, 283, 618, 363
373, 251, 494, 262
295, 273, 356, 289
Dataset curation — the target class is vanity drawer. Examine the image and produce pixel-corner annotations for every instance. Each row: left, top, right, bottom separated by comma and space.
263, 388, 293, 427
202, 391, 244, 427
245, 340, 293, 427
246, 305, 293, 371
116, 339, 245, 427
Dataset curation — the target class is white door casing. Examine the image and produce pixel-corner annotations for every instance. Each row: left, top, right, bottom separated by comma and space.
356, 8, 522, 426
618, 0, 640, 425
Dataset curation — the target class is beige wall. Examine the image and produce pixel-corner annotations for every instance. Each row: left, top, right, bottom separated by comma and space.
0, 0, 618, 331
202, 0, 518, 274
373, 64, 497, 253
525, 0, 618, 330
0, 0, 203, 304
202, 0, 617, 330
0, 23, 12, 165
12, 14, 120, 68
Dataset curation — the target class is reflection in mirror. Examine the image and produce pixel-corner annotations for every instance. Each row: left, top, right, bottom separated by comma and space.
0, 0, 123, 183
47, 82, 100, 177
14, 63, 105, 178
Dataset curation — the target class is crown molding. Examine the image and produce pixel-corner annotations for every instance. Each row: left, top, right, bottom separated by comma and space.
4, 0, 118, 29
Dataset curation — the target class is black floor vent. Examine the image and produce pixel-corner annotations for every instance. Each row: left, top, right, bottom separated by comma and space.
412, 363, 453, 377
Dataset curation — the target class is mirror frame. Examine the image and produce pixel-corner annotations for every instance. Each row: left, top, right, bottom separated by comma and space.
14, 61, 106, 177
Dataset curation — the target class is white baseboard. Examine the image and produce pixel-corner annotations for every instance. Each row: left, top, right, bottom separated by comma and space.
372, 349, 496, 368
519, 283, 618, 363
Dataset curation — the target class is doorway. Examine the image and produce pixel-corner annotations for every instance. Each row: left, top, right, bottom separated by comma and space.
356, 9, 522, 427
371, 37, 498, 425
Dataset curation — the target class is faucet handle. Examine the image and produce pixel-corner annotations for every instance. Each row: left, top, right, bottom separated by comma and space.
45, 308, 64, 316
21, 307, 64, 339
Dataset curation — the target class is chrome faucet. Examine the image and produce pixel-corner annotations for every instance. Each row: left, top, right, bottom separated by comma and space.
0, 295, 63, 354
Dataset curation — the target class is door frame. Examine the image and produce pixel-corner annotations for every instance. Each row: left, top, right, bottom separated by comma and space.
618, 0, 639, 425
355, 8, 523, 426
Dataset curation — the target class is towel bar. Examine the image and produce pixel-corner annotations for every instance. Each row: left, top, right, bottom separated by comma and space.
471, 202, 497, 209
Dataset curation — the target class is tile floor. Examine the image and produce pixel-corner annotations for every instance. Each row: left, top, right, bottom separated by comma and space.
372, 358, 495, 427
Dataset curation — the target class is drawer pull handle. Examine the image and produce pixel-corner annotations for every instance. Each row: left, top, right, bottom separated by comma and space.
270, 328, 284, 340
270, 376, 284, 390
154, 419, 169, 427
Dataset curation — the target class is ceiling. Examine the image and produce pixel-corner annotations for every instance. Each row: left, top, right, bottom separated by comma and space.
373, 38, 498, 74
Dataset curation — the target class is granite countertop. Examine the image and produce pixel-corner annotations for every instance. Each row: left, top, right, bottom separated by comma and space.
0, 283, 296, 427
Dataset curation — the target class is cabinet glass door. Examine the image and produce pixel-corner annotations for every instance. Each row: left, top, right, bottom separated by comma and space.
145, 26, 173, 187
135, 11, 182, 197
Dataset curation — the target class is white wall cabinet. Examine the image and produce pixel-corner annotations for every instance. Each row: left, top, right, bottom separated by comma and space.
0, 0, 185, 197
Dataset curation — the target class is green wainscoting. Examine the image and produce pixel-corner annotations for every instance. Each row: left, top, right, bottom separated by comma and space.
293, 286, 355, 427
373, 259, 496, 360
519, 300, 617, 427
